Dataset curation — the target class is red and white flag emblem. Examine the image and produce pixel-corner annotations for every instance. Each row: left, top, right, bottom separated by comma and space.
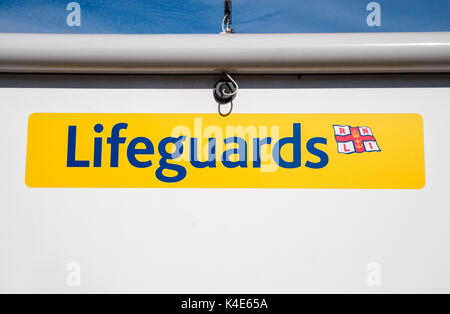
333, 125, 381, 154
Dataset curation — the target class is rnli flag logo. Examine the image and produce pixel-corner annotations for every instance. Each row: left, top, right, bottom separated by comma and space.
333, 125, 381, 154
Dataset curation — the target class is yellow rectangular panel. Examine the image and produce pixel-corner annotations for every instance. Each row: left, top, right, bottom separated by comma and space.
26, 113, 425, 189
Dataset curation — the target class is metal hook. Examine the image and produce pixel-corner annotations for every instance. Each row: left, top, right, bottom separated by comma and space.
222, 72, 239, 97
214, 72, 238, 117
221, 0, 235, 34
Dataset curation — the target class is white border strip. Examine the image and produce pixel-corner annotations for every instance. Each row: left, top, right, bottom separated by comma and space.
1, 33, 450, 74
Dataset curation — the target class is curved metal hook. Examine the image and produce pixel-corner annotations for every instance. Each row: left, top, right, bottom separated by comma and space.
222, 72, 239, 97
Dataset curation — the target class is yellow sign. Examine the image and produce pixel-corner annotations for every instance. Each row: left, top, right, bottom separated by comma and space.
26, 113, 425, 189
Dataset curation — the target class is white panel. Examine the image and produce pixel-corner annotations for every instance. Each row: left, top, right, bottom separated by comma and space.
0, 76, 449, 293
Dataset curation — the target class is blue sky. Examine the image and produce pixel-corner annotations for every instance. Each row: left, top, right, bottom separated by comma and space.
0, 0, 449, 33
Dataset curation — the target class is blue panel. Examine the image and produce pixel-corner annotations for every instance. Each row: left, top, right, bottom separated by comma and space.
0, 0, 449, 34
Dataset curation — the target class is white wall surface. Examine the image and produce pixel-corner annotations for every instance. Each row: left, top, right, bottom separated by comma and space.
0, 74, 449, 293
